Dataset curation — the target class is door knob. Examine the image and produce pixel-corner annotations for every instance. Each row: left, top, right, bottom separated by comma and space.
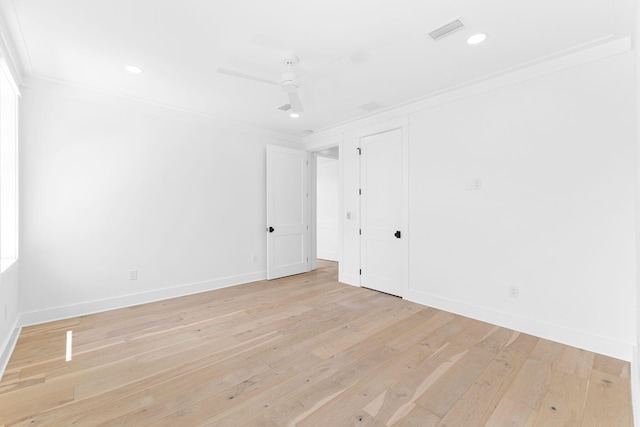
268, 226, 275, 233
394, 230, 401, 239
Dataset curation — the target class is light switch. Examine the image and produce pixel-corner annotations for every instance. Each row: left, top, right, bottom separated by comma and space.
466, 179, 482, 191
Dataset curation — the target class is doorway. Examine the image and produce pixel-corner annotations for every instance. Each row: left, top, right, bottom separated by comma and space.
311, 146, 339, 271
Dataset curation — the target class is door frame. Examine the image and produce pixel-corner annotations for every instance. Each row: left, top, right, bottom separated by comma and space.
359, 127, 408, 297
308, 138, 342, 272
341, 117, 409, 292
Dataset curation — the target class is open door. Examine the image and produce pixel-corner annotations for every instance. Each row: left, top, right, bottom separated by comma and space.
360, 128, 406, 296
266, 145, 309, 280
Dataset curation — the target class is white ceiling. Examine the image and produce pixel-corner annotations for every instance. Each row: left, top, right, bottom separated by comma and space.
0, 0, 633, 136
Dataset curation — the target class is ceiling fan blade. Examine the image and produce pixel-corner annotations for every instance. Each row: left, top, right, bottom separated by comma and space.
288, 92, 304, 113
216, 68, 278, 86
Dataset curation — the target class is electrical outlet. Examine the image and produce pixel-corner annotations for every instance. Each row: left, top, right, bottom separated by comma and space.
508, 285, 519, 298
130, 270, 138, 280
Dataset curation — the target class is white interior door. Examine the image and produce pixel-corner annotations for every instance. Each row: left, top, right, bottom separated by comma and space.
360, 128, 406, 296
266, 145, 309, 280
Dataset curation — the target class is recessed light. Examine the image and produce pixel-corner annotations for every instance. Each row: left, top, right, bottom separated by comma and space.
125, 65, 144, 74
467, 33, 487, 45
289, 113, 300, 118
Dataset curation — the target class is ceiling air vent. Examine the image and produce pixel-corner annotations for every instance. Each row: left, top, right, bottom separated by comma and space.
428, 19, 465, 40
358, 101, 385, 112
277, 103, 291, 111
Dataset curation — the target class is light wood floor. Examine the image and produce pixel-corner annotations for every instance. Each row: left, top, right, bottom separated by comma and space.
0, 261, 632, 426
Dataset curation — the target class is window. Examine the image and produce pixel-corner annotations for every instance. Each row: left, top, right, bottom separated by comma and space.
0, 58, 19, 272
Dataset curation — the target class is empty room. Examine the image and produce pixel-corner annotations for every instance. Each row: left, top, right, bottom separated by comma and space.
0, 0, 639, 425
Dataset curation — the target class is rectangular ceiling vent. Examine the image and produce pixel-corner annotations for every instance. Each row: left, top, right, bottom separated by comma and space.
428, 19, 464, 40
358, 101, 385, 112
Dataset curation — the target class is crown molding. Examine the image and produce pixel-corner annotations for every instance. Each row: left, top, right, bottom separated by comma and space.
304, 36, 631, 145
22, 74, 305, 145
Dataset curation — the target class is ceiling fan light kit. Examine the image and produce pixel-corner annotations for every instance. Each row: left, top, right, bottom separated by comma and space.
216, 52, 308, 118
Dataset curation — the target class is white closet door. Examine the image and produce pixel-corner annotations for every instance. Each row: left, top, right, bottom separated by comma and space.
360, 128, 406, 296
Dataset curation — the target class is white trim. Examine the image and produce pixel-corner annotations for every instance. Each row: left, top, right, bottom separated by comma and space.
357, 126, 409, 298
21, 76, 304, 145
344, 117, 409, 144
405, 290, 633, 361
20, 271, 266, 327
306, 135, 343, 152
304, 37, 631, 145
0, 319, 20, 379
309, 137, 343, 271
339, 274, 361, 287
317, 252, 339, 262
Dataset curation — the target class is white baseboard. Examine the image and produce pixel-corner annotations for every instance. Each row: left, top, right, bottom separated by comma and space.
20, 271, 266, 327
0, 319, 21, 380
317, 251, 338, 262
631, 347, 639, 427
338, 273, 360, 287
404, 290, 633, 362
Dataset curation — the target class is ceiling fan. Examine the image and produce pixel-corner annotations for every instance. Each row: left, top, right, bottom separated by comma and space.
217, 54, 305, 117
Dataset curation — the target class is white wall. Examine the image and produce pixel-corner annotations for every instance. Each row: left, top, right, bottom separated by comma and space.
408, 52, 636, 359
18, 81, 299, 321
316, 156, 339, 261
314, 49, 636, 360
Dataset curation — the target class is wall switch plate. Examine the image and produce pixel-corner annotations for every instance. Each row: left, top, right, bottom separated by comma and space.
466, 178, 482, 191
252, 254, 259, 263
508, 285, 519, 298
130, 270, 138, 280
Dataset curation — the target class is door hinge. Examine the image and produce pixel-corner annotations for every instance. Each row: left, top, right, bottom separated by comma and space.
359, 188, 361, 195
359, 269, 362, 275
359, 228, 361, 235
357, 147, 361, 155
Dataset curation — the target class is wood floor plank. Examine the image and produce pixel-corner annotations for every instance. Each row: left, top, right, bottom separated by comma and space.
437, 344, 531, 426
582, 369, 632, 427
532, 371, 588, 426
485, 397, 538, 427
0, 261, 632, 426
415, 346, 496, 417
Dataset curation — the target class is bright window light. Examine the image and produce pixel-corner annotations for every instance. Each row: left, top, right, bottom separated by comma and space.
467, 33, 487, 45
66, 331, 73, 361
0, 59, 19, 272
